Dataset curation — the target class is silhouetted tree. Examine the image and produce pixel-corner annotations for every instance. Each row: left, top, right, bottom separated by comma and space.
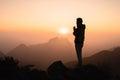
0, 56, 50, 80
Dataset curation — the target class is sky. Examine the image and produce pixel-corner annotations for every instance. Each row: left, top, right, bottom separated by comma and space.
0, 0, 120, 54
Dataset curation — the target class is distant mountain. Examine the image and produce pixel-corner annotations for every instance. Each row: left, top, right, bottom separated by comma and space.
7, 37, 76, 70
7, 44, 30, 65
83, 47, 118, 62
0, 37, 21, 53
83, 47, 120, 65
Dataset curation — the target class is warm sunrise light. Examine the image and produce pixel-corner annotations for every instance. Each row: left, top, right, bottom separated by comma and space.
0, 0, 120, 56
59, 28, 69, 35
0, 1, 120, 76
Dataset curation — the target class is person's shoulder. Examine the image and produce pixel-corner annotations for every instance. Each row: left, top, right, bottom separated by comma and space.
82, 24, 85, 26
82, 24, 86, 29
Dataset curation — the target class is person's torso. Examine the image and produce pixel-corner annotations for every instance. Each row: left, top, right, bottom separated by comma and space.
75, 24, 85, 43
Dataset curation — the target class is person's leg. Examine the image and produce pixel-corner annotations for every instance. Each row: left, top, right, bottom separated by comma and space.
75, 43, 82, 66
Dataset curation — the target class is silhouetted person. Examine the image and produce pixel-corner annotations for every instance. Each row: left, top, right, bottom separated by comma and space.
73, 18, 86, 66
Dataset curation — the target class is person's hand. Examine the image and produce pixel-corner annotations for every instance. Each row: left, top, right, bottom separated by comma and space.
73, 26, 76, 30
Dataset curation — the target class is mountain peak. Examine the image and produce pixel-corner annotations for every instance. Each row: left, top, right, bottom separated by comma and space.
11, 44, 28, 51
48, 37, 59, 43
48, 37, 70, 44
7, 43, 29, 56
17, 44, 27, 48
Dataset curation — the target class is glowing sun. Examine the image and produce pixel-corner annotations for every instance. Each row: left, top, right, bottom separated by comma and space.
59, 27, 69, 35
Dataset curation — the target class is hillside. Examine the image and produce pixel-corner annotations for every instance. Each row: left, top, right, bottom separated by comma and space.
0, 51, 4, 57
66, 47, 120, 76
83, 47, 120, 75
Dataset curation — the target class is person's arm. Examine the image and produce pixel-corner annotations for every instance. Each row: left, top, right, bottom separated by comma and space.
73, 26, 76, 35
82, 24, 86, 29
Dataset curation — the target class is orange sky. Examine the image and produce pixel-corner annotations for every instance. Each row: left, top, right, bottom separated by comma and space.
0, 0, 120, 54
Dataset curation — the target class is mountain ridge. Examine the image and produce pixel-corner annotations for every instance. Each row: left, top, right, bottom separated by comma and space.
7, 37, 76, 70
66, 46, 120, 76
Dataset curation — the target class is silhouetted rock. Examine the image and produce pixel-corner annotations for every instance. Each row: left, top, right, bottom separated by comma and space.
74, 65, 111, 80
47, 61, 68, 73
47, 61, 68, 80
48, 61, 111, 80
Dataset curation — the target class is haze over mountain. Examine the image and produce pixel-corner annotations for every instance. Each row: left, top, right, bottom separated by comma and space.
7, 37, 76, 70
0, 34, 22, 53
1, 29, 120, 57
0, 36, 119, 78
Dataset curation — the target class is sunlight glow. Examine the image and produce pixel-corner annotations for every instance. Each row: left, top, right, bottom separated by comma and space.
59, 28, 69, 35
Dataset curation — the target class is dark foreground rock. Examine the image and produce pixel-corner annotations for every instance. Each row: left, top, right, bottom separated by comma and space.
47, 61, 112, 80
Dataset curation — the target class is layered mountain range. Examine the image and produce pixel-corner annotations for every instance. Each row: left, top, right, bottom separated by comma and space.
6, 37, 76, 70
0, 37, 120, 74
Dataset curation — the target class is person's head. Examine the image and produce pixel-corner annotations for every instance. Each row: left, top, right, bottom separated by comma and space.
76, 18, 83, 27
